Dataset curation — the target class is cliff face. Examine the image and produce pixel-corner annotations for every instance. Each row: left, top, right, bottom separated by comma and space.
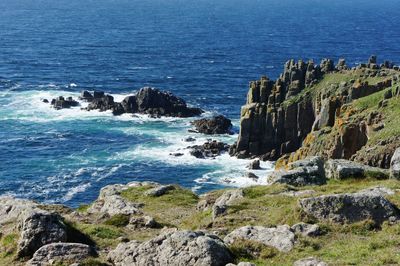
231, 56, 400, 167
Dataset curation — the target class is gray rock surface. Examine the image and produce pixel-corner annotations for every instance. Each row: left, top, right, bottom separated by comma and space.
247, 159, 261, 170
212, 189, 244, 220
224, 225, 295, 252
226, 263, 256, 266
299, 191, 400, 224
391, 147, 400, 178
293, 257, 328, 266
26, 243, 95, 266
108, 230, 233, 266
145, 185, 175, 197
291, 223, 321, 237
191, 115, 233, 135
129, 215, 158, 229
268, 157, 326, 186
17, 210, 67, 258
325, 159, 389, 180
0, 197, 38, 224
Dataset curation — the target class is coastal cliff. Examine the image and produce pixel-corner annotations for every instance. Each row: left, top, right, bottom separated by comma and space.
230, 56, 400, 168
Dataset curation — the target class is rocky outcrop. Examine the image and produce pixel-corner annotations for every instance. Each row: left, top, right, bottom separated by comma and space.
299, 190, 400, 224
325, 159, 389, 180
189, 140, 230, 159
191, 115, 233, 135
27, 243, 95, 266
291, 223, 321, 237
212, 189, 244, 219
230, 57, 397, 163
17, 210, 67, 258
390, 147, 400, 178
84, 87, 203, 117
224, 225, 295, 252
108, 230, 233, 266
144, 185, 175, 197
268, 157, 326, 186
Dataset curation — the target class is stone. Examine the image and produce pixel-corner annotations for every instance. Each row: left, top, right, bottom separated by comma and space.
226, 263, 256, 266
293, 257, 328, 266
191, 115, 233, 135
390, 147, 400, 178
299, 190, 400, 224
0, 197, 38, 225
247, 159, 261, 170
246, 172, 259, 181
212, 189, 244, 219
291, 223, 321, 237
358, 186, 395, 196
189, 140, 230, 159
268, 157, 326, 186
129, 216, 159, 229
79, 90, 94, 101
224, 225, 295, 252
17, 210, 67, 258
51, 96, 79, 109
144, 185, 175, 197
280, 190, 316, 197
121, 95, 138, 113
42, 99, 49, 103
108, 230, 233, 266
325, 159, 389, 180
88, 184, 142, 216
369, 55, 377, 64
26, 243, 95, 266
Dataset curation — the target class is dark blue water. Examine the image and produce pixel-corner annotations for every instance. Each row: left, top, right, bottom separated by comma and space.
1, 0, 399, 207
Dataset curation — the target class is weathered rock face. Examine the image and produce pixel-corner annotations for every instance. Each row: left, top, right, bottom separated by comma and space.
108, 230, 233, 266
299, 191, 400, 224
191, 115, 233, 135
268, 157, 326, 186
27, 243, 95, 266
85, 87, 203, 117
212, 189, 244, 220
325, 159, 389, 180
390, 147, 400, 178
189, 140, 230, 159
291, 223, 321, 237
17, 210, 67, 258
230, 57, 396, 162
50, 96, 79, 109
224, 225, 295, 252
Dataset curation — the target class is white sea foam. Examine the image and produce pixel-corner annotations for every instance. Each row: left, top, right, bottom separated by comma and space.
62, 183, 91, 202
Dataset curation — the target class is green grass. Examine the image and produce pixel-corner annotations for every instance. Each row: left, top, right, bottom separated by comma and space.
104, 214, 130, 227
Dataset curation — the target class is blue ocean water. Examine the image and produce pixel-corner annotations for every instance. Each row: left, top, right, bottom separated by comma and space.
1, 0, 400, 207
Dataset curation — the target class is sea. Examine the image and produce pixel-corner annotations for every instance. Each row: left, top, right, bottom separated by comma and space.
1, 0, 399, 207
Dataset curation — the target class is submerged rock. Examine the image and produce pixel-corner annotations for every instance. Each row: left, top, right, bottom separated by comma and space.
27, 243, 96, 266
299, 190, 400, 224
108, 230, 233, 266
224, 225, 295, 252
191, 115, 233, 135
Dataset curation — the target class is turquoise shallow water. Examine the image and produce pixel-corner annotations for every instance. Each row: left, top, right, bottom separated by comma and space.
1, 0, 399, 207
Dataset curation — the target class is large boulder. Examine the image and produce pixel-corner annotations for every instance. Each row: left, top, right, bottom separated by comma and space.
108, 230, 233, 266
17, 210, 67, 258
390, 147, 400, 178
224, 225, 295, 252
189, 140, 230, 159
299, 191, 400, 224
51, 96, 79, 109
88, 184, 143, 216
26, 243, 96, 266
191, 115, 233, 135
212, 189, 244, 220
136, 87, 203, 117
86, 94, 117, 112
268, 157, 326, 186
325, 159, 389, 180
0, 197, 38, 224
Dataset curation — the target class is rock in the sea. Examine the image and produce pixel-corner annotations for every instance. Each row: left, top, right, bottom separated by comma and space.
17, 210, 67, 258
79, 90, 94, 102
88, 184, 142, 216
224, 225, 295, 252
51, 96, 79, 109
26, 243, 96, 266
189, 140, 230, 159
299, 190, 400, 224
325, 159, 389, 180
268, 157, 326, 186
212, 189, 244, 220
291, 223, 321, 237
247, 159, 261, 170
108, 230, 233, 266
191, 115, 233, 135
86, 94, 117, 112
293, 257, 328, 266
390, 147, 400, 179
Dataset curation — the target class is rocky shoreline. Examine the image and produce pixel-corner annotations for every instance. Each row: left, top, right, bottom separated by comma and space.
1, 151, 400, 265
